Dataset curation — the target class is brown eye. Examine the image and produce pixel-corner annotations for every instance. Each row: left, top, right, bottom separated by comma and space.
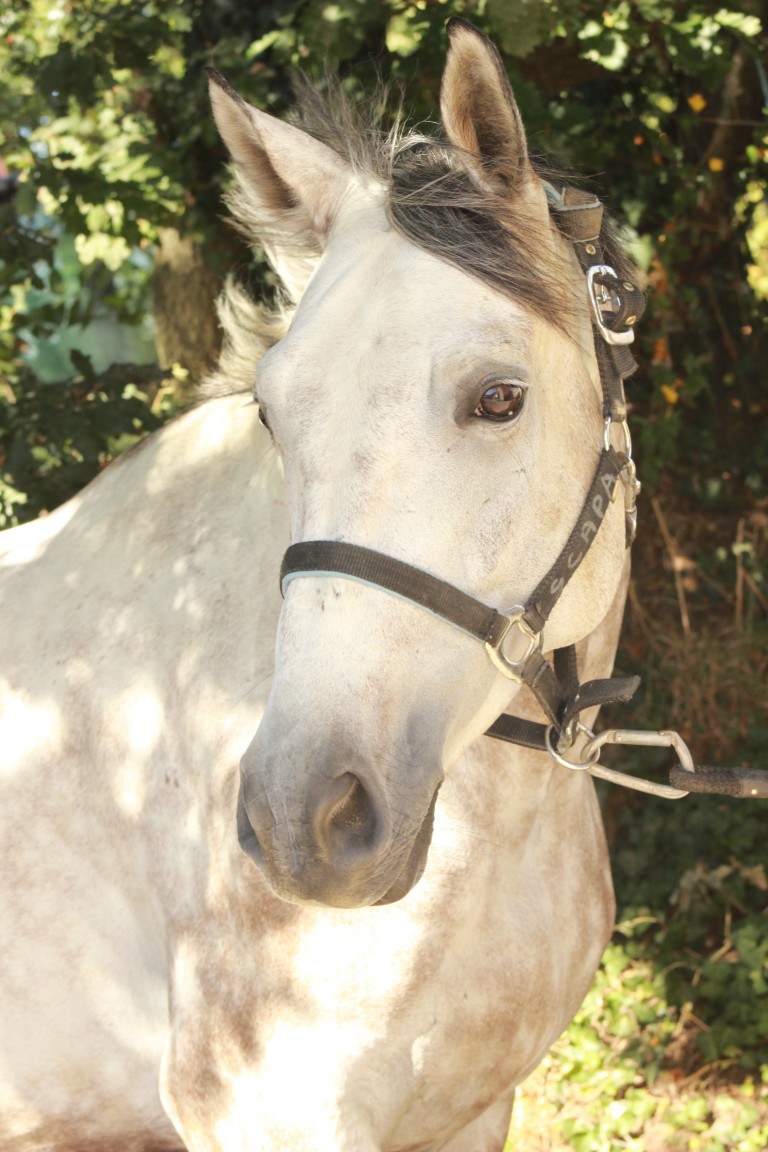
474, 380, 527, 422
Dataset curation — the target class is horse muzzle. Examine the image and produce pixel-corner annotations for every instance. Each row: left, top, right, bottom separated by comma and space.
237, 743, 441, 908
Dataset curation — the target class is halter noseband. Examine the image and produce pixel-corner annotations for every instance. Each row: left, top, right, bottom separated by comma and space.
278, 188, 768, 802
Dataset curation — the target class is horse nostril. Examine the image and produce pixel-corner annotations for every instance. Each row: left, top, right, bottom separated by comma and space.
237, 785, 264, 864
318, 772, 381, 858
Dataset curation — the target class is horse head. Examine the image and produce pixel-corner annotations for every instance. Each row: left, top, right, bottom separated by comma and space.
209, 20, 630, 908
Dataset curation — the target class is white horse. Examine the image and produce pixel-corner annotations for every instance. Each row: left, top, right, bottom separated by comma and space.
1, 20, 634, 1152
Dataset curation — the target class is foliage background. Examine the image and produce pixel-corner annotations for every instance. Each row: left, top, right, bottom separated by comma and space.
1, 1, 767, 1147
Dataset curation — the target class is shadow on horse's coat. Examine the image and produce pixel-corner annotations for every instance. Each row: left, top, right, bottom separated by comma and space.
1, 20, 628, 1152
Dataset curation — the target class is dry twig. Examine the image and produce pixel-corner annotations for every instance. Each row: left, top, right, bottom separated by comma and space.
651, 497, 691, 638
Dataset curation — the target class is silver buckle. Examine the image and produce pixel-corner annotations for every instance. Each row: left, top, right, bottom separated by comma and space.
485, 607, 542, 682
587, 265, 635, 346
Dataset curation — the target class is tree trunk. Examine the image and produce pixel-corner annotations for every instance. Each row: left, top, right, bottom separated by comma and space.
152, 228, 223, 394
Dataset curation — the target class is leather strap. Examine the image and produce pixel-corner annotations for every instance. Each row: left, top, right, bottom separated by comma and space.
281, 541, 508, 647
487, 674, 641, 752
548, 186, 604, 243
486, 713, 548, 750
523, 446, 624, 633
281, 539, 641, 736
281, 446, 625, 644
554, 645, 579, 697
559, 675, 641, 729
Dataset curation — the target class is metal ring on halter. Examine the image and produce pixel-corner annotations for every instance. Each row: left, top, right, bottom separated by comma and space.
544, 724, 601, 771
603, 416, 632, 458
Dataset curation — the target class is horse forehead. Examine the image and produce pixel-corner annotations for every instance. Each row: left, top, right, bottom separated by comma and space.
291, 194, 524, 368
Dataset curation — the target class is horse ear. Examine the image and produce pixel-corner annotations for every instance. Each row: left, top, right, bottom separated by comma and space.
440, 18, 534, 195
207, 70, 350, 245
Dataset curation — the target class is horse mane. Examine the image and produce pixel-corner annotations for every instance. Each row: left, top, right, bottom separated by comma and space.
201, 280, 291, 398
202, 77, 633, 399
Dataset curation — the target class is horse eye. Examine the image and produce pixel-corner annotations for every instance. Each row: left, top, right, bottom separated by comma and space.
474, 380, 527, 422
258, 405, 271, 432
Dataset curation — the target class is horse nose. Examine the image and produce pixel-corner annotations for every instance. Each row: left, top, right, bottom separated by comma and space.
311, 771, 385, 862
236, 766, 392, 902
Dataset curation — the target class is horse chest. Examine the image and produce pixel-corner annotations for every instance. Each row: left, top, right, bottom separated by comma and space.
161, 766, 611, 1151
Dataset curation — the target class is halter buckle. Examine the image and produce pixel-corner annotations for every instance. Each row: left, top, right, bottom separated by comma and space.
587, 265, 635, 346
485, 608, 542, 681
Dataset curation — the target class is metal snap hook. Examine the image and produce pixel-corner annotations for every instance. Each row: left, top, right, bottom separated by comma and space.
581, 728, 693, 799
544, 724, 693, 799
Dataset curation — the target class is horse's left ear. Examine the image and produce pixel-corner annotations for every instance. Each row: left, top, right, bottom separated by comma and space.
440, 18, 535, 197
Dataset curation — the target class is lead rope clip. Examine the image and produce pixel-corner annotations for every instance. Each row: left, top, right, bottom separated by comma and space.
545, 723, 694, 800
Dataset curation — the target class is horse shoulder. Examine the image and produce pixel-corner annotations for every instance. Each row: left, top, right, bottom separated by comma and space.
0, 395, 286, 1150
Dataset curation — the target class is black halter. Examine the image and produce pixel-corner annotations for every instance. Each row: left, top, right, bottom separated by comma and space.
278, 189, 768, 801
